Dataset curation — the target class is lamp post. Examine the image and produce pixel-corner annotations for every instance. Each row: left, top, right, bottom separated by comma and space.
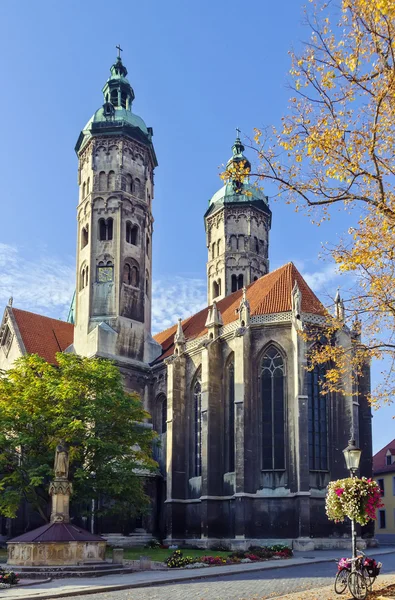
343, 439, 362, 564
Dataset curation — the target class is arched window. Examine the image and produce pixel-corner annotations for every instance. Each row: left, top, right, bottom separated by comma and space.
193, 380, 202, 477
307, 364, 329, 471
212, 242, 216, 259
123, 263, 131, 285
99, 171, 106, 191
261, 345, 285, 470
126, 222, 138, 245
111, 89, 118, 107
226, 358, 235, 472
85, 266, 89, 288
212, 280, 219, 298
218, 278, 221, 296
146, 235, 150, 256
121, 91, 127, 108
81, 226, 88, 249
238, 236, 245, 251
134, 178, 141, 197
237, 274, 244, 289
82, 182, 86, 198
98, 219, 106, 241
131, 265, 139, 287
87, 178, 90, 195
231, 274, 237, 293
161, 396, 167, 434
108, 171, 115, 191
126, 173, 133, 193
230, 235, 238, 251
145, 270, 149, 295
107, 218, 113, 240
217, 239, 221, 256
80, 266, 86, 291
255, 236, 259, 253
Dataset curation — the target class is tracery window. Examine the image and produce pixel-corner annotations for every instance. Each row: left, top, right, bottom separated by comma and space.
307, 364, 329, 471
193, 380, 202, 477
261, 345, 285, 470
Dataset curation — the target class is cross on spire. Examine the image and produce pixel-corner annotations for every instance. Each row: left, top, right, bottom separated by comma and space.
116, 44, 123, 59
236, 127, 241, 139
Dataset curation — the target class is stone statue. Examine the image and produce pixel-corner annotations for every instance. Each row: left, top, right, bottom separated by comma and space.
54, 442, 69, 479
291, 281, 302, 319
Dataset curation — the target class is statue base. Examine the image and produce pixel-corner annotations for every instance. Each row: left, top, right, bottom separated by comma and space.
7, 522, 106, 566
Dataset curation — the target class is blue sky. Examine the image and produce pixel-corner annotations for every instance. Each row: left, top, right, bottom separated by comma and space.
0, 0, 392, 452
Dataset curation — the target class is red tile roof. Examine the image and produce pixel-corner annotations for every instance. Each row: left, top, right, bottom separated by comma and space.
12, 308, 74, 365
153, 262, 325, 362
373, 439, 395, 475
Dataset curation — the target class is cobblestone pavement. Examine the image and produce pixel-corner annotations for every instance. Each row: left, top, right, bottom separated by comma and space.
69, 552, 395, 600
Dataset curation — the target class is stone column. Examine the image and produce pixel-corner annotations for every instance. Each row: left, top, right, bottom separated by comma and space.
165, 352, 187, 539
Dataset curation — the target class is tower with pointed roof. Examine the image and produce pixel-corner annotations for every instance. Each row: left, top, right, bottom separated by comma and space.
204, 135, 271, 305
73, 52, 161, 369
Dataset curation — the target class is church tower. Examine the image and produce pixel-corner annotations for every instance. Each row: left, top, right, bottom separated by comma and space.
73, 51, 161, 365
204, 135, 271, 305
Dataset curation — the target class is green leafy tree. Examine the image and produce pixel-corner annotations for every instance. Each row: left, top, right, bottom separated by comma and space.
0, 353, 158, 523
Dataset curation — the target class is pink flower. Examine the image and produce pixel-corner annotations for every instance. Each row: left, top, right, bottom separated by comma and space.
335, 488, 344, 497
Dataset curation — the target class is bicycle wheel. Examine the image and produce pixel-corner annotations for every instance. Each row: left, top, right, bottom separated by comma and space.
334, 568, 349, 594
348, 571, 368, 600
361, 567, 375, 591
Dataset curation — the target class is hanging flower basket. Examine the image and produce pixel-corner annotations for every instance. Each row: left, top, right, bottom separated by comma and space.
326, 477, 384, 525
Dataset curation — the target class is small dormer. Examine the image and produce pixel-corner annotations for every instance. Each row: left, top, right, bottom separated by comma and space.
385, 449, 394, 466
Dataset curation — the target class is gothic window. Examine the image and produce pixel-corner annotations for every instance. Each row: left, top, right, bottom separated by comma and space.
131, 265, 139, 287
161, 396, 167, 434
126, 173, 133, 193
111, 89, 118, 107
193, 380, 202, 477
145, 270, 149, 295
231, 274, 237, 293
237, 274, 244, 289
121, 91, 127, 108
81, 226, 88, 249
123, 263, 131, 285
126, 222, 138, 245
226, 357, 235, 473
87, 178, 90, 195
107, 218, 113, 240
307, 364, 329, 471
1, 325, 13, 356
97, 260, 114, 283
108, 171, 115, 191
82, 182, 86, 198
217, 239, 222, 256
99, 171, 106, 191
212, 280, 220, 298
261, 345, 285, 470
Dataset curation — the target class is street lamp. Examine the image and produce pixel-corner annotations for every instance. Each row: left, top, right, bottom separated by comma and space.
343, 439, 362, 563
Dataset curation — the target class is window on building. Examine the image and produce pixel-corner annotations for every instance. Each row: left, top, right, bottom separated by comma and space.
193, 380, 202, 477
238, 236, 245, 251
87, 178, 90, 195
108, 171, 115, 191
213, 280, 220, 298
131, 265, 139, 287
1, 325, 13, 356
255, 236, 259, 253
378, 478, 385, 495
146, 271, 149, 295
379, 509, 386, 529
121, 91, 127, 108
237, 274, 244, 290
126, 222, 138, 245
134, 178, 141, 197
217, 239, 221, 256
107, 218, 113, 241
307, 364, 329, 471
111, 89, 118, 107
82, 182, 86, 198
254, 276, 258, 282
387, 454, 392, 465
261, 345, 285, 470
81, 226, 89, 249
123, 263, 131, 285
99, 171, 106, 191
146, 235, 150, 257
126, 173, 133, 193
231, 274, 237, 293
161, 396, 167, 434
230, 235, 238, 251
98, 219, 106, 241
212, 242, 216, 259
226, 358, 235, 473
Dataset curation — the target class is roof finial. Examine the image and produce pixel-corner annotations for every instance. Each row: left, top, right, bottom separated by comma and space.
8, 296, 13, 307
116, 44, 123, 59
236, 126, 241, 139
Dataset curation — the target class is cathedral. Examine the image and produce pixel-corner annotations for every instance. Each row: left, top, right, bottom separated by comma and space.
0, 54, 373, 549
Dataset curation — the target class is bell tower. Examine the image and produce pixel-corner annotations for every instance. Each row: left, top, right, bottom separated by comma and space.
73, 50, 161, 365
204, 135, 272, 305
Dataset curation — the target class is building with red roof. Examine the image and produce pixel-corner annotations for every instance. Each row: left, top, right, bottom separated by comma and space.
373, 439, 395, 542
0, 54, 373, 549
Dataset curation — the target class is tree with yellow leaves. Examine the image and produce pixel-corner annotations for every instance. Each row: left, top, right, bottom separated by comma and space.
223, 0, 395, 406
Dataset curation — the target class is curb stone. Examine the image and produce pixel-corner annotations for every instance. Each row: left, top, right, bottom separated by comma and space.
6, 548, 395, 600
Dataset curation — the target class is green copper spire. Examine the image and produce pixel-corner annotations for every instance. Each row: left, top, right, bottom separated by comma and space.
102, 47, 135, 111
226, 129, 251, 172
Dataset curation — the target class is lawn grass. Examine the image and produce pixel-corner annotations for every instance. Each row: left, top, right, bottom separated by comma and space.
106, 546, 232, 562
0, 548, 7, 562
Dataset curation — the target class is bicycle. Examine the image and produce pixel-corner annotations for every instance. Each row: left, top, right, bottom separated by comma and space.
334, 552, 382, 599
